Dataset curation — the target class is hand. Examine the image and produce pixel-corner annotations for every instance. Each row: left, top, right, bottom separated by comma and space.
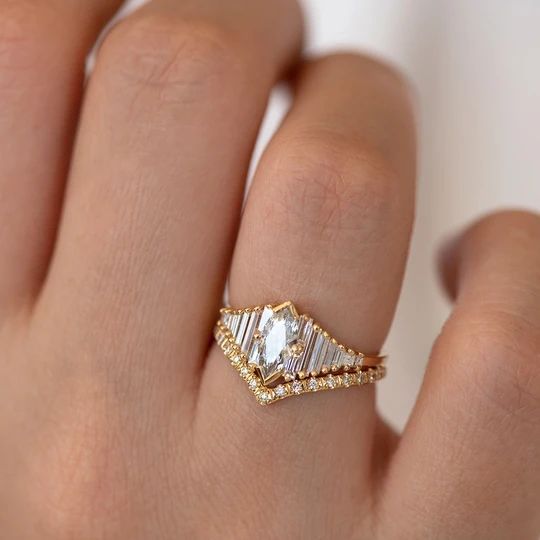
0, 1, 539, 539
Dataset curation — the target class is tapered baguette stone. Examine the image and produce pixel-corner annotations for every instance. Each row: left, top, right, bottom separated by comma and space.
231, 314, 240, 337
237, 314, 248, 346
308, 333, 325, 375
241, 312, 259, 351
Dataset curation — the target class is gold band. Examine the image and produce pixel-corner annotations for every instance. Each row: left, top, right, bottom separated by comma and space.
215, 301, 387, 404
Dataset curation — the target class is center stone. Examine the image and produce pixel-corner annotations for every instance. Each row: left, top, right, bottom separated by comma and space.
254, 305, 299, 384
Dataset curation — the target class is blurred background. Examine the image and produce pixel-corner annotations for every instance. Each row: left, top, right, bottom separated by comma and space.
123, 0, 540, 428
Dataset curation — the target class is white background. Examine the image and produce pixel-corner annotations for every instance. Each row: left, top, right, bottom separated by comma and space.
123, 0, 540, 428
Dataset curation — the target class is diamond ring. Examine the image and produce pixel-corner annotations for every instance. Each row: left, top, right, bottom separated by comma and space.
214, 301, 386, 405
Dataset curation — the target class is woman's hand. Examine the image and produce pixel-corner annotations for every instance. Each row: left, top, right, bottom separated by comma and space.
0, 1, 539, 538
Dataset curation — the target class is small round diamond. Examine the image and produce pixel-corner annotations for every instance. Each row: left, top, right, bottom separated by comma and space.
258, 390, 273, 404
275, 385, 288, 398
240, 366, 250, 378
325, 375, 336, 389
308, 377, 319, 391
342, 373, 352, 387
231, 354, 242, 365
248, 378, 259, 390
291, 380, 303, 394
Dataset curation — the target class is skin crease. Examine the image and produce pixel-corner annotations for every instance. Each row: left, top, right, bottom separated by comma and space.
0, 1, 539, 539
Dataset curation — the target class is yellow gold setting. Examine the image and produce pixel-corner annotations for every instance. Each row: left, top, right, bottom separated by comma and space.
214, 301, 387, 405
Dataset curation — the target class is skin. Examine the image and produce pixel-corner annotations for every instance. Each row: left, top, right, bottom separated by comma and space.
0, 1, 538, 538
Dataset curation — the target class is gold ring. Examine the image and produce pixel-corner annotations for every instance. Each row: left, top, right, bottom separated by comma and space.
214, 301, 386, 405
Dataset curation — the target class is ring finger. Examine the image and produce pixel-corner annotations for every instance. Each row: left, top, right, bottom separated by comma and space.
199, 53, 416, 533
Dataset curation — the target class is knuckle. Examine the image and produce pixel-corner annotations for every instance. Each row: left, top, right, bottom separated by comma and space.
266, 130, 403, 235
23, 388, 160, 538
448, 307, 540, 425
98, 13, 245, 99
21, 374, 185, 538
28, 405, 121, 535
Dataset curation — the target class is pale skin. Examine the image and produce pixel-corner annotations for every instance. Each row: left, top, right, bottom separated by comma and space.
0, 0, 539, 538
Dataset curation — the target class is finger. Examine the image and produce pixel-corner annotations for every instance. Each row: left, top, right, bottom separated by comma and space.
380, 210, 540, 540
0, 0, 123, 317
35, 1, 302, 403
200, 53, 416, 528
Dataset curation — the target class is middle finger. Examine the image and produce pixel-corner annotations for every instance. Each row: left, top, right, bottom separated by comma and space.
34, 0, 302, 408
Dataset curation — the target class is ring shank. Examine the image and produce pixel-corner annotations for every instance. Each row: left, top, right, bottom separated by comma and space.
362, 354, 386, 367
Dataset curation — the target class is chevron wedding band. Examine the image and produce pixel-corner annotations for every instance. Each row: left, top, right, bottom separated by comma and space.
214, 301, 386, 405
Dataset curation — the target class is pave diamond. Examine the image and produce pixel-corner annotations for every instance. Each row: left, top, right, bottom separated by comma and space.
291, 380, 303, 394
258, 390, 273, 403
275, 384, 288, 398
240, 366, 250, 378
252, 304, 300, 384
325, 375, 337, 389
308, 377, 319, 391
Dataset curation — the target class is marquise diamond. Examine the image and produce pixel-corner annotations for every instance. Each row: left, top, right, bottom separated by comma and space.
252, 304, 300, 384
